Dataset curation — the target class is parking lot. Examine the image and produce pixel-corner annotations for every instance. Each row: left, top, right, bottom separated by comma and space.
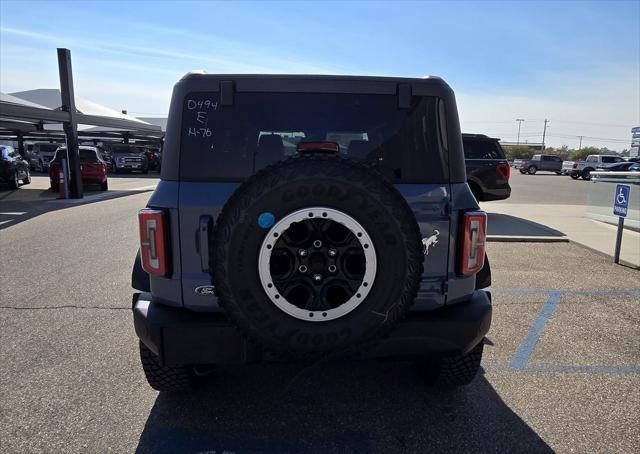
1, 174, 639, 453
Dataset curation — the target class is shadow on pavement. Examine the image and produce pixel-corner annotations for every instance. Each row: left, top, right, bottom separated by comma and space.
487, 213, 566, 238
0, 186, 151, 230
136, 361, 551, 453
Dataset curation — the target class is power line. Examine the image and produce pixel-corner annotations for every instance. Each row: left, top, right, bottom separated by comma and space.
545, 133, 629, 143
462, 119, 633, 128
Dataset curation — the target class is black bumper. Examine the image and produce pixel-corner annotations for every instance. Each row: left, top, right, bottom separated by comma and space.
480, 186, 511, 202
133, 291, 492, 366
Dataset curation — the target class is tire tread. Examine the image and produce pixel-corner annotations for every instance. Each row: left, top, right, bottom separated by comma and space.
139, 341, 195, 392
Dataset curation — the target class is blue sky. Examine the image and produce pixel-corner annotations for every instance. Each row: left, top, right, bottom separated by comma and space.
1, 0, 638, 150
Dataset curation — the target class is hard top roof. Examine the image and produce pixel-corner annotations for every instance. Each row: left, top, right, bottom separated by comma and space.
180, 72, 445, 83
175, 73, 452, 96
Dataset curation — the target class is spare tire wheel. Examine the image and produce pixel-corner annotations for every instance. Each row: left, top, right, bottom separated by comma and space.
211, 155, 423, 357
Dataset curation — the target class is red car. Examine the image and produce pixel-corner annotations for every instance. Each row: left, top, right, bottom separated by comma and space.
49, 146, 108, 192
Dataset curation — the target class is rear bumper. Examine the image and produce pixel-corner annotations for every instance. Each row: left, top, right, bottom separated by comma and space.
479, 186, 511, 201
133, 290, 492, 366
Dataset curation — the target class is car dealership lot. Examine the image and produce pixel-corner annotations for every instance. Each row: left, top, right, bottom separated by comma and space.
1, 178, 638, 453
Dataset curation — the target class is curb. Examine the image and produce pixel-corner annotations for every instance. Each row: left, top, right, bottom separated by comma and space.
487, 235, 570, 243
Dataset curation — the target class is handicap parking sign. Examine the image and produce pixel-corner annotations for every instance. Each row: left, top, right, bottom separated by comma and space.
613, 184, 630, 217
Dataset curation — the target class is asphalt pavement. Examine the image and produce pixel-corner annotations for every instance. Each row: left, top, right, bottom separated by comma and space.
1, 175, 639, 453
500, 170, 590, 205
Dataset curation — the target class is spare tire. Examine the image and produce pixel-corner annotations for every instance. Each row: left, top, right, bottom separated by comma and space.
211, 155, 423, 357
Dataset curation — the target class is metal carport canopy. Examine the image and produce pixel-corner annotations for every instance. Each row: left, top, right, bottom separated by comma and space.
0, 48, 164, 198
0, 100, 163, 136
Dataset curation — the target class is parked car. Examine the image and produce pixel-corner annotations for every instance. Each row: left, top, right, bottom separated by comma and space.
0, 145, 31, 189
103, 143, 149, 174
143, 148, 161, 171
561, 160, 574, 175
518, 154, 563, 175
569, 154, 625, 180
48, 146, 108, 191
462, 133, 511, 201
27, 142, 62, 172
131, 73, 492, 392
512, 158, 526, 169
595, 161, 640, 172
26, 154, 43, 172
625, 157, 640, 163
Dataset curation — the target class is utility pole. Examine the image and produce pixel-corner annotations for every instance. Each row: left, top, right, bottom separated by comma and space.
578, 135, 583, 150
542, 119, 549, 150
516, 119, 525, 144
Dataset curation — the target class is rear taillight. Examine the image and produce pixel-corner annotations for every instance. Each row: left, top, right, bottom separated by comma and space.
138, 209, 169, 276
572, 163, 577, 169
459, 211, 487, 276
496, 162, 510, 180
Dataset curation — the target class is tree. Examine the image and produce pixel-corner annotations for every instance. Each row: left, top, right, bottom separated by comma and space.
544, 145, 571, 160
503, 145, 535, 160
570, 146, 600, 161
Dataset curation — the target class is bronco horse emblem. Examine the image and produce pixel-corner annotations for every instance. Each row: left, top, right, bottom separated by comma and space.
422, 230, 440, 255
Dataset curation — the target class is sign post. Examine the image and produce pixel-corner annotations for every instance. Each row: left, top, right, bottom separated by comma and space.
612, 184, 630, 264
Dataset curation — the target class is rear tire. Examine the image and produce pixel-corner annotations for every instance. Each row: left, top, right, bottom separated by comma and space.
582, 169, 592, 180
527, 166, 537, 175
416, 342, 484, 387
22, 170, 31, 185
139, 341, 208, 392
570, 173, 580, 180
555, 171, 562, 175
101, 180, 108, 191
519, 169, 527, 174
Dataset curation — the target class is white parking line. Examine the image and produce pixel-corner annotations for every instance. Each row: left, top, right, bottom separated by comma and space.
127, 185, 157, 191
0, 212, 26, 216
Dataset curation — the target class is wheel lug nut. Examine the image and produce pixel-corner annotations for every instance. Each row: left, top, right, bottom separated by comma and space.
328, 249, 337, 257
328, 265, 337, 273
298, 249, 308, 257
298, 265, 308, 273
313, 240, 322, 249
313, 274, 322, 282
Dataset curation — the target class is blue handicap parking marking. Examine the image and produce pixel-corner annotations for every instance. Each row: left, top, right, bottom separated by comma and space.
613, 184, 630, 217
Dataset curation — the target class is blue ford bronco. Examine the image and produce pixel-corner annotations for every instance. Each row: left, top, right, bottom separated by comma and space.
132, 74, 492, 392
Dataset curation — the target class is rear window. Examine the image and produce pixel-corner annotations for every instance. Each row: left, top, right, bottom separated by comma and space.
53, 148, 99, 162
601, 156, 622, 163
462, 138, 505, 160
179, 92, 448, 183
